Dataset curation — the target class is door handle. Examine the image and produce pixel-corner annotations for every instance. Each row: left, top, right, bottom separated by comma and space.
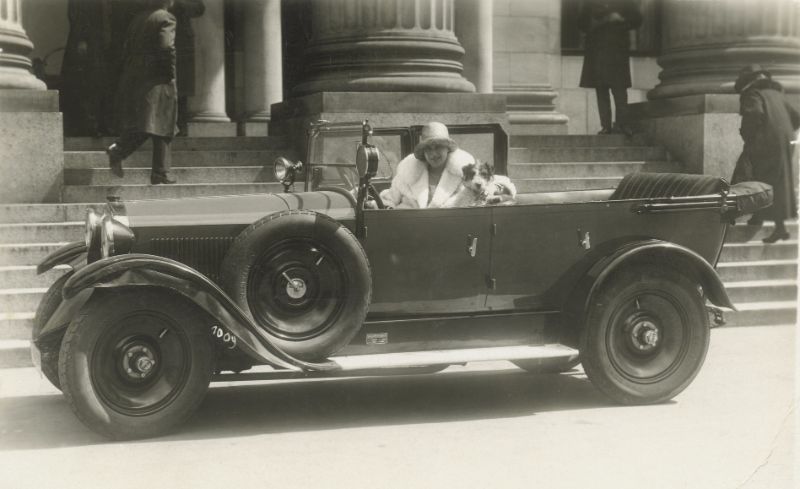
467, 235, 478, 257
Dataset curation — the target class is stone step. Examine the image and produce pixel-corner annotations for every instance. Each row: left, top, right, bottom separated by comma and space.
0, 287, 40, 314
716, 259, 797, 282
0, 265, 68, 289
0, 222, 83, 244
0, 203, 103, 224
720, 241, 798, 262
0, 340, 31, 368
510, 134, 649, 148
514, 177, 621, 193
722, 301, 798, 327
65, 135, 289, 151
65, 166, 277, 185
725, 279, 798, 304
510, 146, 668, 164
62, 183, 285, 202
508, 161, 675, 179
725, 222, 798, 243
0, 313, 33, 341
0, 243, 70, 266
65, 149, 292, 169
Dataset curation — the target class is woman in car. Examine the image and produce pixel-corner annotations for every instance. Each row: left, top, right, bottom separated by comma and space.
380, 122, 476, 209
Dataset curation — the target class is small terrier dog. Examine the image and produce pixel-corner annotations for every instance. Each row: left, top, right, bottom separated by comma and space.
452, 160, 517, 207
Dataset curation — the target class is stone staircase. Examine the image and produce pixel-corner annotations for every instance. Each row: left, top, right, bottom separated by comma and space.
61, 136, 292, 202
0, 133, 795, 368
508, 134, 678, 192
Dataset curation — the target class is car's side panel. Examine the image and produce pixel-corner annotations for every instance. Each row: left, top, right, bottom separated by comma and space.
363, 207, 493, 315
487, 200, 727, 311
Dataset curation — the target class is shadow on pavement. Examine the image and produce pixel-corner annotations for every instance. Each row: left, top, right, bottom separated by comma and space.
0, 368, 623, 450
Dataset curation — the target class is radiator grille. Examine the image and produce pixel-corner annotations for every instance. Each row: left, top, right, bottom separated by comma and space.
149, 237, 236, 283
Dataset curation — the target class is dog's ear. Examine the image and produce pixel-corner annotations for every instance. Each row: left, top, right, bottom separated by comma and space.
478, 160, 494, 178
462, 162, 476, 181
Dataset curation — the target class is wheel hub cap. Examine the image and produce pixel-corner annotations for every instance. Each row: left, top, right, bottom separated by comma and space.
630, 320, 660, 352
120, 343, 158, 380
285, 277, 307, 299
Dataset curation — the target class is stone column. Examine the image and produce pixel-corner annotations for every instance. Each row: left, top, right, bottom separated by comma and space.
242, 0, 282, 125
188, 0, 230, 128
649, 0, 800, 99
0, 0, 45, 89
456, 0, 492, 94
632, 0, 800, 179
492, 0, 568, 135
292, 0, 475, 95
0, 0, 63, 203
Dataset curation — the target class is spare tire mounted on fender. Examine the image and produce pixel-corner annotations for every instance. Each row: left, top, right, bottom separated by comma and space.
220, 210, 371, 361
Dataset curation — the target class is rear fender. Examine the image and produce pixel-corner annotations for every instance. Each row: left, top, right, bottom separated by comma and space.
55, 254, 337, 371
37, 241, 87, 274
585, 240, 735, 311
561, 240, 734, 346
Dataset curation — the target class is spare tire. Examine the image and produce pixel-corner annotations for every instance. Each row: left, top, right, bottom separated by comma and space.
220, 210, 371, 361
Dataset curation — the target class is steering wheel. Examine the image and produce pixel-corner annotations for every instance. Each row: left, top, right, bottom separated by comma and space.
367, 184, 385, 209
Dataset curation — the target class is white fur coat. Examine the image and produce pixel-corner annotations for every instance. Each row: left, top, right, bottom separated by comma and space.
380, 148, 475, 209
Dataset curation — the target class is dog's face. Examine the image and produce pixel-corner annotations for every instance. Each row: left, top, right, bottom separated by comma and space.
461, 160, 495, 195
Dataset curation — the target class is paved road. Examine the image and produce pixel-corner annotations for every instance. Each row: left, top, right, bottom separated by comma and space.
0, 325, 795, 489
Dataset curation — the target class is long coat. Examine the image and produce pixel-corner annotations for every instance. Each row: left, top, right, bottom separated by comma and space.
116, 8, 177, 137
170, 0, 205, 96
380, 149, 475, 209
735, 79, 800, 222
578, 0, 642, 89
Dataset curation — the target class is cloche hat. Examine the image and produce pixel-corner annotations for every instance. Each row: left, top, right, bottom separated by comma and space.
413, 122, 457, 160
734, 64, 772, 93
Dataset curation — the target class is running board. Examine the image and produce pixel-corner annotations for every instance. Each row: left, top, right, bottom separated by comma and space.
212, 344, 578, 382
331, 344, 578, 370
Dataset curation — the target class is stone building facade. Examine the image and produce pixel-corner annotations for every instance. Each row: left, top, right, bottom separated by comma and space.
1, 0, 799, 202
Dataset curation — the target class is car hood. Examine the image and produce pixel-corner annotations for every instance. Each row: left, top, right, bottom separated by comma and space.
120, 191, 356, 228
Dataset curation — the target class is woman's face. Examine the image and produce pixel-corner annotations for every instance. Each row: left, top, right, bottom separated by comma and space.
424, 145, 449, 170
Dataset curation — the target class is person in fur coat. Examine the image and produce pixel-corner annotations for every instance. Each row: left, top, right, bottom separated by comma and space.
380, 122, 476, 209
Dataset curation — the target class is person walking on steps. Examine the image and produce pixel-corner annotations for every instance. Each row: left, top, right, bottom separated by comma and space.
732, 64, 800, 243
107, 0, 178, 185
578, 0, 642, 136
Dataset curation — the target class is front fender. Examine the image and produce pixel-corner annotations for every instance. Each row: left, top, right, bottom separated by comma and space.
37, 241, 87, 274
586, 239, 735, 311
58, 254, 338, 372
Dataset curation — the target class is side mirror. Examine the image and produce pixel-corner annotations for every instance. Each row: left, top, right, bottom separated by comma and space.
356, 144, 379, 179
273, 157, 303, 192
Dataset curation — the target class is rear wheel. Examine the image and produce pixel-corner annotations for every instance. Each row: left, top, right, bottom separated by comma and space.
581, 266, 709, 405
59, 289, 214, 439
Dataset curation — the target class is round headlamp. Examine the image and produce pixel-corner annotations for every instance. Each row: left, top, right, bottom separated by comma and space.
273, 157, 303, 187
100, 216, 135, 259
274, 158, 288, 181
84, 208, 103, 262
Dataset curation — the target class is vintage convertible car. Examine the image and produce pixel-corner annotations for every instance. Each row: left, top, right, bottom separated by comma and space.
32, 120, 771, 439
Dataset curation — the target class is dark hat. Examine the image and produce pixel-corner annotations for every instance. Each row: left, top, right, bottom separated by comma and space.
413, 122, 457, 161
734, 64, 772, 93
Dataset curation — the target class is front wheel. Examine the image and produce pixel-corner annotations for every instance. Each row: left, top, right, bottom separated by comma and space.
580, 266, 710, 405
59, 289, 214, 439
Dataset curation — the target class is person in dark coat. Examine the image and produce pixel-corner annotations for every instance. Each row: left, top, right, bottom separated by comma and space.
732, 65, 800, 243
170, 0, 205, 136
61, 0, 113, 137
107, 0, 178, 185
578, 0, 642, 135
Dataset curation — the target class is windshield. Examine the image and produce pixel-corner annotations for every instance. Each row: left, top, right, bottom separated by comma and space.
308, 131, 403, 192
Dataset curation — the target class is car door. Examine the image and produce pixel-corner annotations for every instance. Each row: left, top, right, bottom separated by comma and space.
487, 203, 597, 311
363, 206, 492, 316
